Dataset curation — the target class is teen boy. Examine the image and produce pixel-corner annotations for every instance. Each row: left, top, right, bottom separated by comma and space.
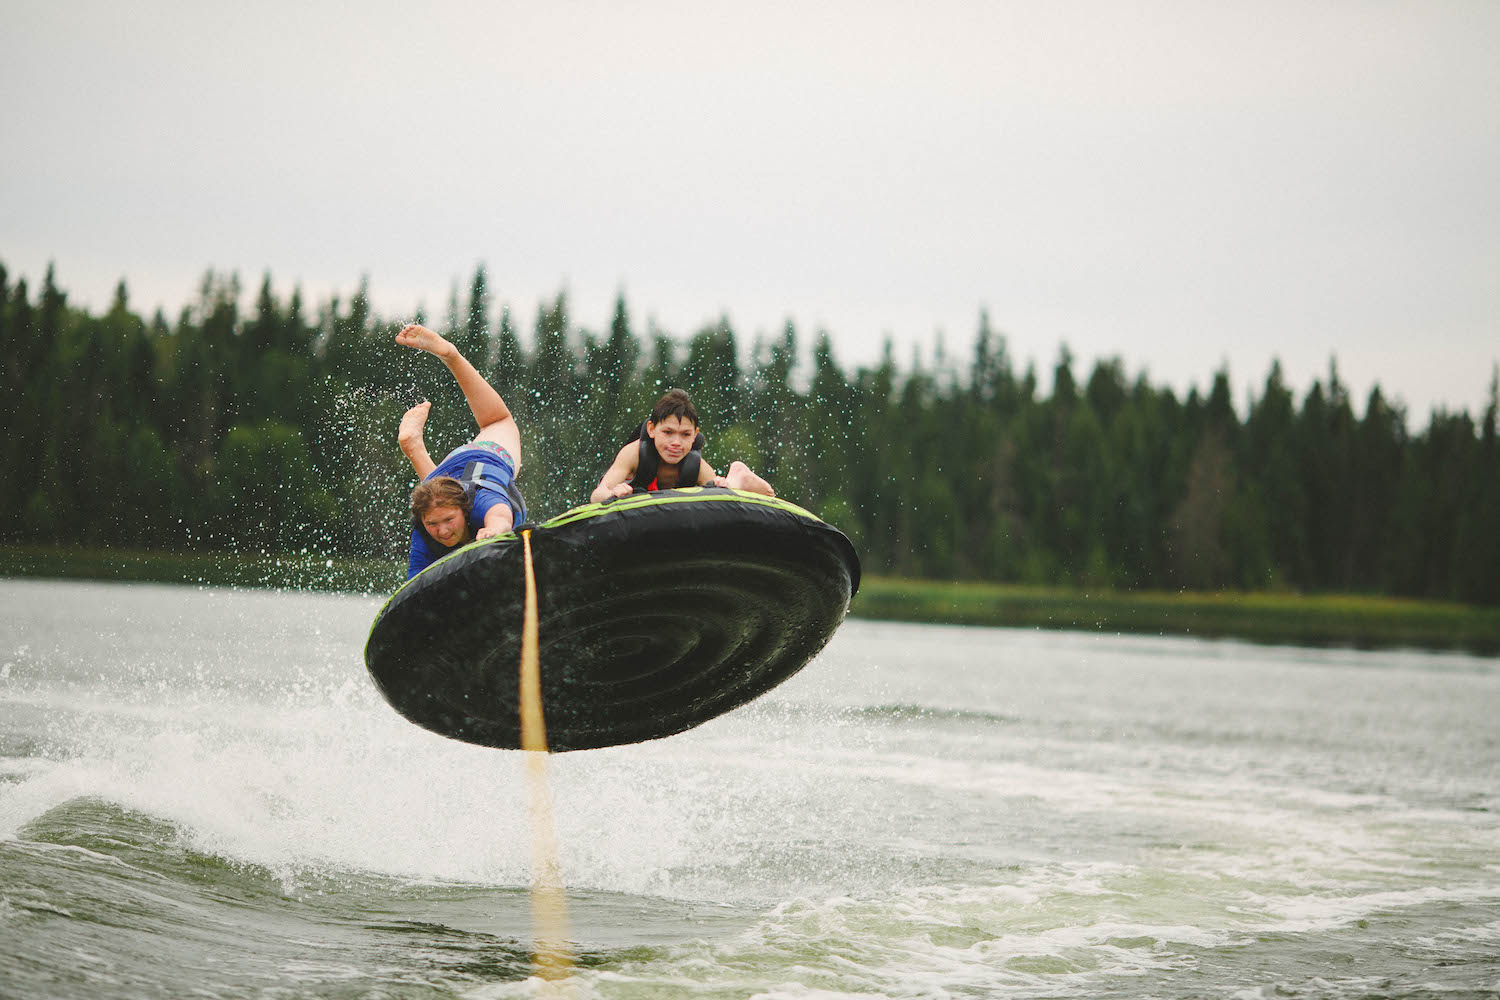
590, 389, 774, 503
395, 324, 526, 578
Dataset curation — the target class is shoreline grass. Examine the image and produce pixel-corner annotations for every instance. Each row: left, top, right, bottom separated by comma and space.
0, 543, 404, 596
4, 544, 1496, 655
852, 575, 1500, 654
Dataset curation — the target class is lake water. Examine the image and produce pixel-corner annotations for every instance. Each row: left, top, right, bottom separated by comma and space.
2, 577, 1498, 999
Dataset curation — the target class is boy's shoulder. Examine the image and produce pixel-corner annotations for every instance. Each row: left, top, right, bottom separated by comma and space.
614, 439, 640, 466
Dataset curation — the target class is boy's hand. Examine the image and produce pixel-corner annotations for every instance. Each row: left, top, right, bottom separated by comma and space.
478, 503, 514, 540
609, 482, 634, 498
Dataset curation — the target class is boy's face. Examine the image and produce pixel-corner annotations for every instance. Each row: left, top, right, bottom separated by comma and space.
647, 415, 698, 465
421, 505, 467, 547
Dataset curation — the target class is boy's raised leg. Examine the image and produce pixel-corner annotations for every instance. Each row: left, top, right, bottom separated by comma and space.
398, 400, 436, 479
396, 324, 522, 469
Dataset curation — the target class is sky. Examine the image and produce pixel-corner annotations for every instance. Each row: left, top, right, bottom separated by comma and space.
5, 0, 1498, 420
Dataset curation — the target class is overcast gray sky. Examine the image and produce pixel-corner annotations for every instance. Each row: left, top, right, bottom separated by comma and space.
6, 1, 1498, 419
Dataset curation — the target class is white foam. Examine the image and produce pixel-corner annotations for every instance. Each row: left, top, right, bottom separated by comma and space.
1239, 883, 1500, 933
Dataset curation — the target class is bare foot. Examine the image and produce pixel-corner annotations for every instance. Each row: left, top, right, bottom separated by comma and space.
398, 400, 431, 448
720, 461, 775, 497
395, 324, 453, 358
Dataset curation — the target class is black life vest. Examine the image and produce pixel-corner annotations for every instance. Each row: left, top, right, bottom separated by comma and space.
627, 421, 705, 493
413, 460, 528, 547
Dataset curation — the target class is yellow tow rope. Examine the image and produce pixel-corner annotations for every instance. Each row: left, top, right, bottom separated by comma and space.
519, 529, 574, 988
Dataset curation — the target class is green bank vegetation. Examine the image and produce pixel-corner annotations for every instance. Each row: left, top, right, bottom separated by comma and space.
4, 545, 1497, 654
0, 544, 402, 595
2, 259, 1498, 636
853, 576, 1500, 654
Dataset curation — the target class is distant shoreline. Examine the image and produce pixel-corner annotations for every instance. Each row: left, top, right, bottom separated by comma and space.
4, 545, 1497, 655
853, 576, 1500, 655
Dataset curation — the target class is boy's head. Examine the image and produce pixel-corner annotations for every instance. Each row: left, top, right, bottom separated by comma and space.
647, 389, 701, 466
411, 476, 472, 548
649, 388, 698, 428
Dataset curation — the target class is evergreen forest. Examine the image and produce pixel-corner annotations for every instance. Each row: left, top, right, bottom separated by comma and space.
2, 260, 1496, 606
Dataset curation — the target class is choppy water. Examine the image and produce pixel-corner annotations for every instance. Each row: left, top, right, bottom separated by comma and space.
2, 578, 1498, 999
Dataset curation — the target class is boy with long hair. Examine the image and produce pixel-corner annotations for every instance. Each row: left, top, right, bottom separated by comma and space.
396, 324, 525, 579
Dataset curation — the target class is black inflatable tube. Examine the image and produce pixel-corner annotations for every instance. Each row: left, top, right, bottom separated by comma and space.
364, 487, 861, 751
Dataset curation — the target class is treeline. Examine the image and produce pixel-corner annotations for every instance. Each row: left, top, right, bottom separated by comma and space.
1, 260, 1497, 604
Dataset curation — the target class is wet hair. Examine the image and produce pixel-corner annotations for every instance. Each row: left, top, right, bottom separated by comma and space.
410, 476, 471, 520
649, 388, 699, 427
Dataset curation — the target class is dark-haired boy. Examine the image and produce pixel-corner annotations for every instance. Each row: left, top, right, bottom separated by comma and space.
590, 388, 774, 503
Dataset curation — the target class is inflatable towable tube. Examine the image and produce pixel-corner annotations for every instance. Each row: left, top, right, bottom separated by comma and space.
364, 487, 861, 752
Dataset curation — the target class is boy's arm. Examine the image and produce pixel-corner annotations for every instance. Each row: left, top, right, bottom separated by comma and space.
407, 528, 435, 579
590, 443, 640, 503
476, 501, 514, 540
399, 401, 437, 479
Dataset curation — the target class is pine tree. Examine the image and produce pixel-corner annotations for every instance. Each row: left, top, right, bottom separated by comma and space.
493, 305, 526, 403
1246, 361, 1307, 586
598, 291, 639, 439
680, 317, 741, 432
459, 263, 490, 366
